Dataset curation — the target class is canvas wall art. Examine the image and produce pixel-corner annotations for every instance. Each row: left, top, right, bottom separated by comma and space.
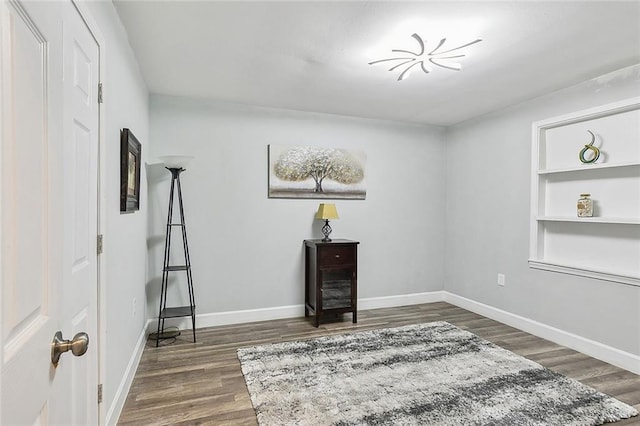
268, 145, 367, 199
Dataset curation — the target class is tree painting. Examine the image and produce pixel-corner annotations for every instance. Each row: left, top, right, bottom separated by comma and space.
269, 145, 367, 199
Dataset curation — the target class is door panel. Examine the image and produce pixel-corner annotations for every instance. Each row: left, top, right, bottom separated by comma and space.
1, 2, 58, 423
1, 0, 49, 351
71, 122, 91, 271
1, 1, 99, 424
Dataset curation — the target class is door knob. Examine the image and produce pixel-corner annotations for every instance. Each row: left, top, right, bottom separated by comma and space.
51, 331, 89, 366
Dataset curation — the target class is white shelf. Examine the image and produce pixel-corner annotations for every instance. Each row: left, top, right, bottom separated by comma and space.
538, 161, 640, 175
530, 97, 640, 286
528, 260, 640, 287
536, 216, 640, 225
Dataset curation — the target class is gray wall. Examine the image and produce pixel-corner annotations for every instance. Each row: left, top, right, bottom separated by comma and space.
147, 96, 446, 316
444, 65, 640, 357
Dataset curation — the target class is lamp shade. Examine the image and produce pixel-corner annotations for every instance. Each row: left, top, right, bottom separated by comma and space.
315, 203, 339, 220
158, 155, 194, 169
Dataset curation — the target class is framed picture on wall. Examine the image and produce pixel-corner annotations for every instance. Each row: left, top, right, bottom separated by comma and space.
268, 144, 367, 199
120, 128, 142, 213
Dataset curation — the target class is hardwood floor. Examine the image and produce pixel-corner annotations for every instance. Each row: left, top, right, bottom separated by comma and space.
118, 303, 640, 425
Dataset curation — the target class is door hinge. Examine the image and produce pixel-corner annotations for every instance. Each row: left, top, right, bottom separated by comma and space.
98, 383, 103, 404
98, 83, 103, 104
97, 234, 103, 255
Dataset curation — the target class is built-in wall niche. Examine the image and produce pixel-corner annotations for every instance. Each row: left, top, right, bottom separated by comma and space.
530, 97, 640, 286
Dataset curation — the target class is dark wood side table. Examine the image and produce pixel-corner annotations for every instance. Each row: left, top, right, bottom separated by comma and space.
304, 239, 359, 327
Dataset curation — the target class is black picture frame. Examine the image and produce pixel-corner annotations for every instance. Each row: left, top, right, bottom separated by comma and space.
120, 128, 141, 213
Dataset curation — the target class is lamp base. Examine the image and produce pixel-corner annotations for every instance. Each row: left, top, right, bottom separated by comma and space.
321, 219, 332, 242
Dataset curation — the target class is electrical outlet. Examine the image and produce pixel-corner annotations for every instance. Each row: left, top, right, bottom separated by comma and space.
497, 273, 506, 286
132, 298, 137, 316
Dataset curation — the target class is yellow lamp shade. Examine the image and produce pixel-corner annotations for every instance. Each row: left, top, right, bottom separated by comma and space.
315, 203, 339, 220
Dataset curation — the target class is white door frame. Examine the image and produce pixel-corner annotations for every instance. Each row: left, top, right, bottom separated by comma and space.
69, 2, 107, 424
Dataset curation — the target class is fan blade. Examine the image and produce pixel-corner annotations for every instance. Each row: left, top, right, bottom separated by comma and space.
397, 61, 422, 81
389, 58, 417, 72
435, 38, 482, 56
410, 33, 425, 56
430, 54, 466, 60
368, 56, 413, 65
428, 38, 447, 55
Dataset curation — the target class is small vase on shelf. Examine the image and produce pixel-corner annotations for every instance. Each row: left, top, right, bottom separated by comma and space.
577, 193, 593, 217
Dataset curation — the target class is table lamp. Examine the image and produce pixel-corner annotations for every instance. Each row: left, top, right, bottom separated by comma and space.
315, 203, 339, 242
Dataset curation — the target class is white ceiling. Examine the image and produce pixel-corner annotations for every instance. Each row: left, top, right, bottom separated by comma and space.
113, 1, 640, 126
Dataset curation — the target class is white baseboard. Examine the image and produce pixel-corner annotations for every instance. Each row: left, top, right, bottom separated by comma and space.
196, 304, 307, 328
443, 292, 640, 375
147, 291, 446, 331
106, 319, 152, 426
148, 304, 306, 331
359, 291, 446, 310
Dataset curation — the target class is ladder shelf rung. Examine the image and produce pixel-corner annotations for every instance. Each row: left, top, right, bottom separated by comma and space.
164, 265, 190, 271
160, 306, 195, 318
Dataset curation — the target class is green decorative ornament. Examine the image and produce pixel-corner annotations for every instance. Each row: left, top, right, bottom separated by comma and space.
579, 130, 600, 164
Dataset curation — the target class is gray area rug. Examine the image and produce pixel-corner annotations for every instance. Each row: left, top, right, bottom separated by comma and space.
237, 321, 638, 425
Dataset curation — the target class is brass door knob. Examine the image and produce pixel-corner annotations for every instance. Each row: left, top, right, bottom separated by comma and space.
51, 331, 89, 366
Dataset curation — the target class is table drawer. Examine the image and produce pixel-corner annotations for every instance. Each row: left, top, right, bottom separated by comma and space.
318, 244, 355, 266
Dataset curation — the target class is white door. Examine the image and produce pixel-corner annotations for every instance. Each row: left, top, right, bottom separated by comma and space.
1, 1, 100, 424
